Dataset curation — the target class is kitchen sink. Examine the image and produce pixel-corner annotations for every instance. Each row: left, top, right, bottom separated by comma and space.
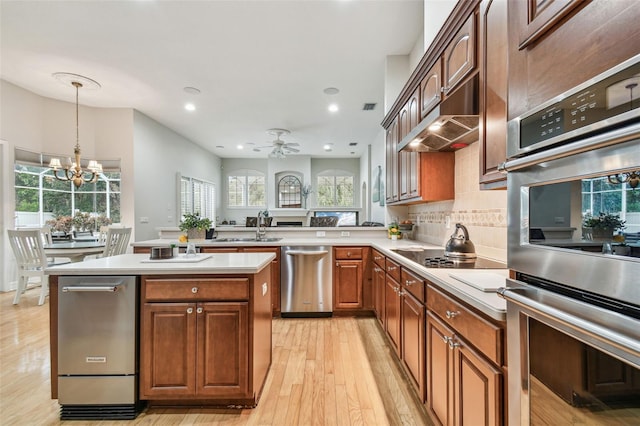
211, 237, 282, 242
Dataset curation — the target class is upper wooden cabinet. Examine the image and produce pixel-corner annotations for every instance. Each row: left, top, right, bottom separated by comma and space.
518, 0, 585, 50
478, 0, 508, 189
443, 12, 477, 96
385, 117, 399, 204
420, 60, 442, 119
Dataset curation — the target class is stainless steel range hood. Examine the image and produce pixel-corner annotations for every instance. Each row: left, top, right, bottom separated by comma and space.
398, 74, 479, 152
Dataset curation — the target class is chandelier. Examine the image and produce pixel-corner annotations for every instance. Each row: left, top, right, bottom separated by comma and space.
607, 171, 640, 189
48, 73, 103, 188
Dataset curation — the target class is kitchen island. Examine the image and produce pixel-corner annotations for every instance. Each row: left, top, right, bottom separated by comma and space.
47, 252, 275, 412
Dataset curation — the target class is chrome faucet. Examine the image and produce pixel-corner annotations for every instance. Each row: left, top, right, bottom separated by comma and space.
256, 210, 268, 241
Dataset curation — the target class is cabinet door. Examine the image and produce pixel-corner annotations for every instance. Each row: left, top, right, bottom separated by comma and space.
401, 292, 425, 402
454, 339, 502, 426
443, 12, 476, 95
385, 275, 401, 356
334, 260, 363, 309
243, 247, 280, 315
426, 312, 454, 426
518, 0, 584, 49
373, 263, 386, 325
141, 303, 197, 398
479, 0, 508, 189
197, 302, 249, 397
385, 117, 399, 203
421, 59, 442, 118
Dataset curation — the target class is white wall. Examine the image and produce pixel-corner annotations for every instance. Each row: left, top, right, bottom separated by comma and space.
133, 111, 222, 241
424, 0, 457, 48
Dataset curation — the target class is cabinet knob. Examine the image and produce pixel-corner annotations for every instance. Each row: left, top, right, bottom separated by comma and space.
186, 307, 193, 314
448, 339, 461, 350
196, 307, 203, 314
191, 287, 198, 294
446, 310, 460, 319
347, 252, 351, 257
442, 335, 451, 344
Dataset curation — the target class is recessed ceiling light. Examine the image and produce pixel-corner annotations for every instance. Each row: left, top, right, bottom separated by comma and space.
183, 87, 201, 95
185, 103, 196, 111
328, 103, 339, 113
323, 87, 340, 95
237, 145, 243, 150
323, 144, 332, 151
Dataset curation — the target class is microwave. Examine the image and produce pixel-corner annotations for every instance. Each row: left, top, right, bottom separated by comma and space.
506, 53, 640, 159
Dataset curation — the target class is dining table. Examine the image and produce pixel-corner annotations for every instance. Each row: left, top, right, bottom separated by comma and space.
44, 241, 105, 263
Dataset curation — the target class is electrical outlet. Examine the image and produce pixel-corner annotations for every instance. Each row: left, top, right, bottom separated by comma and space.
554, 216, 565, 224
316, 231, 326, 237
445, 215, 451, 229
140, 216, 149, 223
341, 231, 350, 237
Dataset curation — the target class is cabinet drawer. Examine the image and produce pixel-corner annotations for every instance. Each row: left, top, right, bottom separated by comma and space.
427, 284, 503, 365
385, 258, 401, 283
143, 277, 250, 301
372, 249, 386, 268
401, 268, 425, 304
335, 247, 363, 260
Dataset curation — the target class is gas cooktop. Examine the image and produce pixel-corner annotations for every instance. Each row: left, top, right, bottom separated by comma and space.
391, 248, 506, 269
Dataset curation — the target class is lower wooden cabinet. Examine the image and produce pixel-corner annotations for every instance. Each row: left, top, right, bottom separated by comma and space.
372, 261, 386, 325
385, 274, 402, 356
333, 247, 370, 312
426, 311, 502, 426
141, 301, 249, 398
401, 291, 425, 400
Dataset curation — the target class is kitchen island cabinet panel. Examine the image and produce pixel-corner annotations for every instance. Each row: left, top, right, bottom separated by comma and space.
141, 303, 197, 397
198, 302, 249, 397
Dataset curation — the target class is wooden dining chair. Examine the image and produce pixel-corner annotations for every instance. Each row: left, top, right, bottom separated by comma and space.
101, 227, 132, 257
7, 229, 51, 305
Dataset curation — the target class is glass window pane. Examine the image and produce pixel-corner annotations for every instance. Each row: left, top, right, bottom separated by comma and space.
15, 188, 39, 212
248, 175, 265, 206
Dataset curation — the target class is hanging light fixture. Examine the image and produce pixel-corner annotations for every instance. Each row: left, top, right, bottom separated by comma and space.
48, 73, 103, 188
607, 171, 640, 189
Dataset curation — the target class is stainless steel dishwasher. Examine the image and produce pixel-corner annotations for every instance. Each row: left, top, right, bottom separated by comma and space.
281, 246, 332, 317
58, 275, 142, 420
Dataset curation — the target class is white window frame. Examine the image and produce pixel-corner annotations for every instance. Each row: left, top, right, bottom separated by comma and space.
178, 173, 216, 224
316, 169, 355, 207
226, 169, 266, 208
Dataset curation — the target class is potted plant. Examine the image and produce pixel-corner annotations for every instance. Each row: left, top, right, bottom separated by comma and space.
179, 212, 212, 241
388, 221, 401, 240
582, 212, 626, 240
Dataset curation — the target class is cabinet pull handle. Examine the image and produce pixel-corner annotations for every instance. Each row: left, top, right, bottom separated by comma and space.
446, 310, 460, 319
187, 307, 193, 314
191, 287, 198, 294
398, 289, 406, 296
196, 307, 203, 314
442, 335, 450, 344
405, 279, 416, 286
388, 266, 397, 271
448, 338, 461, 350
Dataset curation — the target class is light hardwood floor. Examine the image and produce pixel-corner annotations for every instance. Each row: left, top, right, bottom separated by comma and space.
0, 289, 432, 425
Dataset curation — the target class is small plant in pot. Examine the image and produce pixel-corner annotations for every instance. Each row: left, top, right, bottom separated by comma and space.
582, 212, 626, 240
179, 213, 212, 241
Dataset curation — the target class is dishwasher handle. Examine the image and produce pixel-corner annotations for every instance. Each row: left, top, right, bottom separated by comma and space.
62, 285, 120, 293
285, 250, 329, 256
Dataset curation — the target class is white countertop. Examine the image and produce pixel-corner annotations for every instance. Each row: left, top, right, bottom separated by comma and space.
46, 252, 275, 275
130, 237, 508, 320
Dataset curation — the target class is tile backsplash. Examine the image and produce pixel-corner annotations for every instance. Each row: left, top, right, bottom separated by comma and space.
408, 143, 508, 262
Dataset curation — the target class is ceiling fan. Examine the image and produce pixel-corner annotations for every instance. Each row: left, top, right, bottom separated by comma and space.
253, 128, 300, 159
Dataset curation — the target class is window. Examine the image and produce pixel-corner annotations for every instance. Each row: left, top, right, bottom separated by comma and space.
179, 174, 216, 224
316, 170, 354, 207
227, 170, 265, 207
14, 151, 121, 228
278, 175, 302, 208
582, 176, 640, 232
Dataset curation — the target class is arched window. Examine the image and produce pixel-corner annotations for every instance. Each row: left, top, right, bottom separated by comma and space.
277, 175, 302, 208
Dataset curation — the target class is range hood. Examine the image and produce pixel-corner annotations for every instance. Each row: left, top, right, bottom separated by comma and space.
397, 74, 479, 152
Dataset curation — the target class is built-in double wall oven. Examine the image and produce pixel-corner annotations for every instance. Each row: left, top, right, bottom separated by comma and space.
500, 54, 640, 425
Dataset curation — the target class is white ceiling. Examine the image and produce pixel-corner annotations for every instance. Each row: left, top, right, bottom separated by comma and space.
1, 0, 424, 159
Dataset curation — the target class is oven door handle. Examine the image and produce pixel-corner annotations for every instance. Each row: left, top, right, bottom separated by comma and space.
498, 285, 640, 359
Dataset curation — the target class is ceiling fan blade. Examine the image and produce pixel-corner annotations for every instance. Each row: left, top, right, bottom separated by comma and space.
283, 142, 299, 147
284, 147, 299, 153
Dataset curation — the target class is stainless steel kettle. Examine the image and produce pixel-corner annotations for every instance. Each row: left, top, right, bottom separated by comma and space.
445, 223, 477, 258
